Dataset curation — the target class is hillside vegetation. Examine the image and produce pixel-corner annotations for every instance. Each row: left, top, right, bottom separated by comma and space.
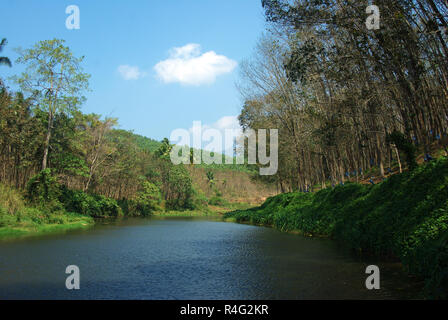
0, 183, 93, 240
225, 157, 448, 298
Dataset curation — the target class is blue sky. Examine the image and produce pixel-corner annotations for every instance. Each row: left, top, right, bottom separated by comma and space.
0, 0, 265, 141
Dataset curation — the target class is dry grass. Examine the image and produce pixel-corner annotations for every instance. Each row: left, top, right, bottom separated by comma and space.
0, 183, 25, 215
187, 166, 278, 205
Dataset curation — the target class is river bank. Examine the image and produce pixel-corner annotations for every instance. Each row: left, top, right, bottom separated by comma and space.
0, 197, 239, 241
0, 211, 94, 241
224, 157, 448, 299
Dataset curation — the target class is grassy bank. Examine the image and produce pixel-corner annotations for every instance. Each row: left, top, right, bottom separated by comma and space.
152, 202, 256, 217
225, 157, 448, 299
152, 210, 219, 217
0, 183, 94, 240
0, 208, 94, 240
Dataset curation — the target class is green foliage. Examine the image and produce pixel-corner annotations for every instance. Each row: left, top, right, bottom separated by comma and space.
121, 181, 162, 217
0, 38, 12, 87
208, 196, 228, 207
138, 181, 162, 210
192, 189, 209, 210
25, 169, 62, 212
13, 39, 90, 107
387, 131, 417, 170
49, 112, 89, 178
0, 183, 25, 215
60, 186, 122, 218
206, 170, 215, 185
165, 165, 195, 210
155, 138, 173, 159
207, 188, 229, 206
0, 182, 93, 238
12, 38, 90, 170
225, 157, 448, 298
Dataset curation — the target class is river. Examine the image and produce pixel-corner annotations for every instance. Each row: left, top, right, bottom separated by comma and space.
0, 217, 421, 299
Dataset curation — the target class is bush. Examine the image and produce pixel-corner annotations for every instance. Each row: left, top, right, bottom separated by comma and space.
119, 181, 162, 216
25, 169, 62, 212
60, 186, 122, 218
192, 189, 209, 210
208, 196, 228, 206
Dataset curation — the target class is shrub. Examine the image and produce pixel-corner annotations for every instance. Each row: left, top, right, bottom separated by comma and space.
208, 196, 228, 206
25, 169, 62, 212
60, 186, 122, 218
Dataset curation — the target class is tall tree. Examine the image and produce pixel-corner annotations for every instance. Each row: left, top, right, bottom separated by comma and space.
0, 38, 12, 87
235, 0, 448, 191
12, 39, 90, 170
0, 38, 11, 67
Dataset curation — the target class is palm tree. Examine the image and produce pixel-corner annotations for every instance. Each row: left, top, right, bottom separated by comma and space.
0, 38, 11, 67
0, 38, 11, 87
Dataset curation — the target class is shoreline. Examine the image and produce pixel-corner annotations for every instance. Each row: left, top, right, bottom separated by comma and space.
0, 217, 94, 241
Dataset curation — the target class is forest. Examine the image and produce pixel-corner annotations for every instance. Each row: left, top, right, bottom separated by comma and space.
238, 0, 448, 192
0, 38, 275, 237
226, 0, 448, 298
1, 0, 448, 298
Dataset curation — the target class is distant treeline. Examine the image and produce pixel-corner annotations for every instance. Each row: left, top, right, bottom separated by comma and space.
238, 0, 448, 192
0, 38, 206, 212
0, 87, 196, 211
0, 38, 272, 216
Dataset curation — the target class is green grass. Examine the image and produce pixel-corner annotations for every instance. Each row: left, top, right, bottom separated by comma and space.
152, 209, 219, 217
225, 156, 448, 299
0, 183, 94, 241
0, 211, 94, 240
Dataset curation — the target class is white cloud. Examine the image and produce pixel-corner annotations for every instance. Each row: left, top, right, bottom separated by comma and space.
154, 44, 237, 86
118, 65, 146, 80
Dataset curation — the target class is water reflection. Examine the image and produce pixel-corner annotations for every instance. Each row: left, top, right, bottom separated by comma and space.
0, 218, 422, 299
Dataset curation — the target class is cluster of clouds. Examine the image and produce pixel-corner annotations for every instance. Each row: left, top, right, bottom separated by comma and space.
117, 43, 237, 86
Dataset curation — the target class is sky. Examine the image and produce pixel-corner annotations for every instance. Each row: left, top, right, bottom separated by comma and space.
0, 0, 266, 144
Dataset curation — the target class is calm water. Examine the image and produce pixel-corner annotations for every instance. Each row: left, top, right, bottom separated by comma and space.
0, 217, 421, 299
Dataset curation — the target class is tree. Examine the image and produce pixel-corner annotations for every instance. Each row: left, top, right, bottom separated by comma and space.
238, 0, 448, 191
206, 170, 215, 188
0, 38, 11, 67
135, 181, 162, 214
166, 165, 194, 210
12, 39, 90, 170
78, 114, 117, 191
155, 138, 173, 159
0, 38, 11, 87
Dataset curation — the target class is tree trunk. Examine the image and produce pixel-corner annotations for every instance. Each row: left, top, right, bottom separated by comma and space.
394, 145, 403, 173
42, 112, 53, 170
